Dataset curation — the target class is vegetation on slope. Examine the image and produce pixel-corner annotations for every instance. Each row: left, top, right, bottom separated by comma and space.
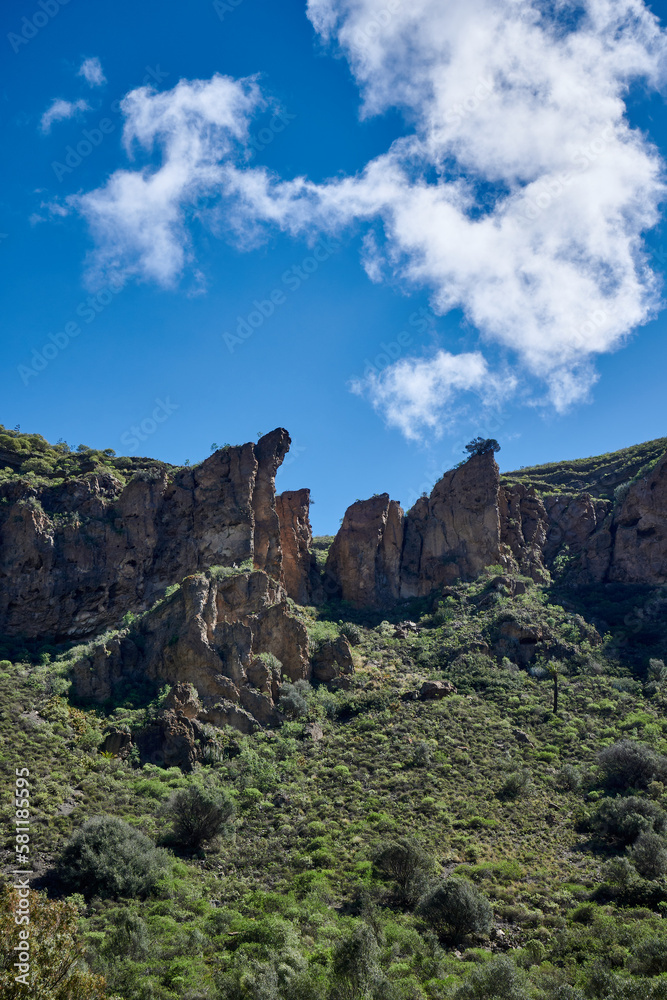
502, 437, 667, 500
1, 568, 667, 999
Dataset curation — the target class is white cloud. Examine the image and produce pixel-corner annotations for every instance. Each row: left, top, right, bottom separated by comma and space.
70, 75, 265, 288
351, 349, 517, 440
40, 98, 90, 133
300, 0, 667, 413
66, 0, 667, 431
78, 57, 106, 87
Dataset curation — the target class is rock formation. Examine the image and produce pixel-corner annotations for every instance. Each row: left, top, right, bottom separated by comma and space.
276, 489, 321, 604
324, 493, 404, 605
71, 569, 311, 732
0, 430, 291, 640
324, 447, 667, 607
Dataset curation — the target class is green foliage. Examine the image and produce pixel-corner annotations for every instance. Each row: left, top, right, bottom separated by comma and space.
279, 679, 312, 719
497, 769, 532, 801
630, 831, 667, 880
454, 955, 528, 999
57, 815, 168, 899
371, 837, 436, 907
330, 923, 380, 1000
164, 783, 235, 850
417, 877, 492, 941
590, 796, 667, 844
597, 741, 667, 792
465, 437, 501, 457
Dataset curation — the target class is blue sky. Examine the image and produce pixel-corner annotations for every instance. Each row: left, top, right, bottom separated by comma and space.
1, 0, 667, 534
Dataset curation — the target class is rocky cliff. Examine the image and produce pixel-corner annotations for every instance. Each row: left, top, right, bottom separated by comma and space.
0, 429, 290, 640
324, 447, 667, 606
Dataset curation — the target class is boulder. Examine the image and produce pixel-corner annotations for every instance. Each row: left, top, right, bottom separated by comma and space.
311, 635, 355, 682
419, 680, 457, 700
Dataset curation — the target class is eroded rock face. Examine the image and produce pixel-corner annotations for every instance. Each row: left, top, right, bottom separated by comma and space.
0, 430, 291, 640
276, 489, 321, 604
324, 493, 404, 605
71, 570, 309, 732
323, 446, 667, 607
606, 453, 667, 584
401, 452, 508, 598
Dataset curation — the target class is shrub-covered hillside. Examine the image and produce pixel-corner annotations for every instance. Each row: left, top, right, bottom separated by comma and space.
502, 437, 667, 500
2, 568, 667, 999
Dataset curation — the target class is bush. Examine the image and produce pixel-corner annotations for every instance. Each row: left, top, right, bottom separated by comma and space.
630, 831, 667, 880
497, 769, 531, 801
454, 955, 528, 999
417, 877, 492, 941
339, 622, 363, 646
57, 815, 168, 899
279, 680, 312, 719
0, 885, 109, 999
165, 784, 235, 850
591, 796, 667, 844
20, 456, 55, 476
330, 923, 379, 1000
597, 741, 667, 792
371, 837, 436, 907
632, 935, 667, 976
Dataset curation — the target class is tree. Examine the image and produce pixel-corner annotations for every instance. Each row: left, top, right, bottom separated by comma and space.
165, 783, 235, 850
464, 437, 500, 457
418, 877, 492, 941
371, 837, 436, 907
0, 885, 113, 999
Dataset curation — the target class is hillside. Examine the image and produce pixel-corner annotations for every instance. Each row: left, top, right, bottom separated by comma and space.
1, 426, 667, 1000
502, 437, 667, 501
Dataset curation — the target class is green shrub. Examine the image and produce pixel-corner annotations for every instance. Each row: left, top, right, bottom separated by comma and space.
371, 837, 436, 907
454, 955, 528, 999
591, 796, 667, 844
630, 831, 667, 880
330, 923, 379, 1000
339, 622, 363, 646
279, 680, 312, 719
57, 816, 168, 899
497, 769, 531, 801
165, 784, 235, 850
20, 456, 55, 476
597, 741, 667, 792
632, 935, 667, 976
417, 877, 492, 941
